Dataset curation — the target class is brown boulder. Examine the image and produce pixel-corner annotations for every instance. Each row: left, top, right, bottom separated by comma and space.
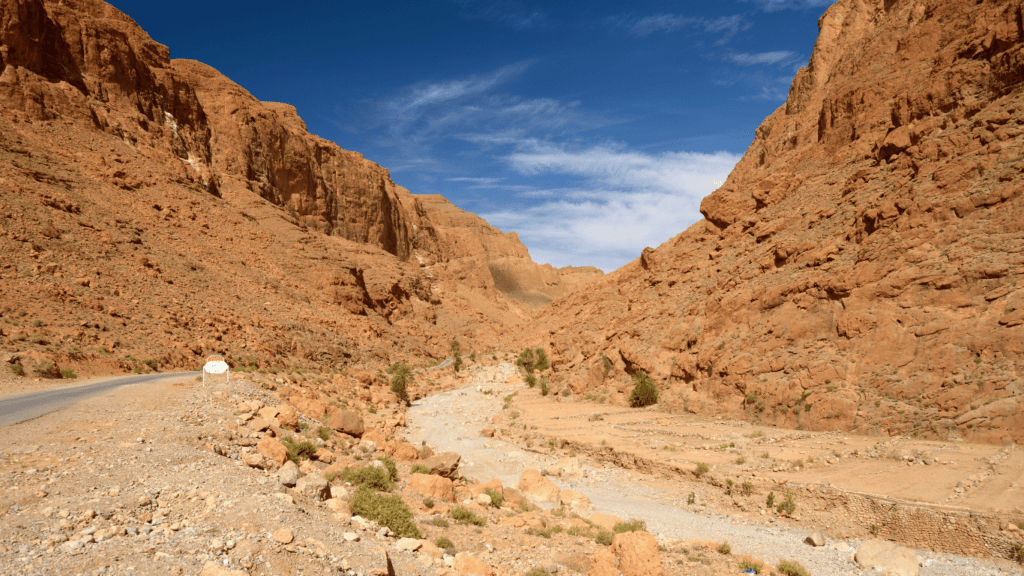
454, 553, 495, 576
257, 437, 288, 467
392, 441, 420, 461
611, 531, 664, 576
420, 452, 461, 478
470, 479, 504, 498
588, 548, 619, 576
408, 473, 454, 502
855, 540, 918, 576
290, 395, 328, 419
517, 469, 560, 503
329, 410, 365, 437
275, 405, 299, 429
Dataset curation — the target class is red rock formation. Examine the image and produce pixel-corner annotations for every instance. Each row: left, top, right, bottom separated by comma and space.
531, 0, 1024, 444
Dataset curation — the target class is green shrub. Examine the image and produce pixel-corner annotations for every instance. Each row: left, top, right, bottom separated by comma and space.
318, 426, 331, 441
429, 517, 448, 527
1013, 542, 1024, 564
142, 359, 158, 370
484, 487, 504, 508
741, 481, 753, 496
525, 373, 537, 388
423, 497, 434, 509
434, 536, 454, 550
349, 487, 422, 539
695, 462, 710, 477
766, 492, 775, 508
687, 492, 695, 504
746, 392, 758, 404
390, 363, 413, 404
613, 519, 646, 533
10, 363, 24, 376
525, 568, 549, 576
450, 507, 486, 526
410, 464, 430, 475
628, 370, 658, 407
519, 500, 530, 512
776, 492, 796, 515
776, 559, 810, 576
380, 456, 399, 482
341, 466, 394, 492
595, 531, 614, 546
601, 354, 613, 376
60, 368, 77, 379
33, 361, 61, 378
539, 378, 550, 396
739, 560, 763, 574
718, 541, 731, 555
280, 436, 318, 465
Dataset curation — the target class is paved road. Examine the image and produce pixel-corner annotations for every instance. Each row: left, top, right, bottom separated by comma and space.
0, 371, 199, 427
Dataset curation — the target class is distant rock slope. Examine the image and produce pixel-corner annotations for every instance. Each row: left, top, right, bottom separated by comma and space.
0, 0, 600, 378
529, 0, 1024, 444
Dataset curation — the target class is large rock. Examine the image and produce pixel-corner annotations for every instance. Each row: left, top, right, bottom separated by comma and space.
295, 473, 330, 501
588, 548, 619, 576
329, 410, 365, 437
589, 512, 623, 532
408, 473, 454, 502
275, 405, 299, 429
392, 441, 421, 461
559, 489, 592, 517
453, 553, 495, 576
420, 452, 461, 478
257, 437, 288, 467
517, 469, 560, 503
855, 540, 918, 576
277, 461, 299, 487
611, 531, 664, 576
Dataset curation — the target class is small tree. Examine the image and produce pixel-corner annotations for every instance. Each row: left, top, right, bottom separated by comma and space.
390, 363, 413, 405
628, 370, 659, 407
450, 339, 463, 374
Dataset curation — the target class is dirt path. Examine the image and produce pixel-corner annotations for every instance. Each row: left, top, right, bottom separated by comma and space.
404, 362, 1021, 576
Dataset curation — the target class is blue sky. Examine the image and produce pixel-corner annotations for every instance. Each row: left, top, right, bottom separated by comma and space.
111, 0, 832, 272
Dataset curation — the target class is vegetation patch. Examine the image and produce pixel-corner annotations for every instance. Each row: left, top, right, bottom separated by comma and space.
349, 487, 422, 539
340, 466, 394, 492
450, 506, 486, 526
628, 370, 659, 407
280, 436, 318, 465
776, 559, 810, 576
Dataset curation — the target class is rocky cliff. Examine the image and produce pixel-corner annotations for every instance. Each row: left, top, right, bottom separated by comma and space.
530, 0, 1024, 444
0, 0, 599, 377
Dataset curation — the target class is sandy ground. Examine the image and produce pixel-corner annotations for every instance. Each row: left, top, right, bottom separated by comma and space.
405, 362, 1024, 576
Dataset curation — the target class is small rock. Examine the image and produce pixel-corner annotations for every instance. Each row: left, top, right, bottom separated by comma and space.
805, 531, 826, 547
343, 532, 360, 542
273, 528, 294, 544
396, 537, 422, 551
278, 462, 299, 487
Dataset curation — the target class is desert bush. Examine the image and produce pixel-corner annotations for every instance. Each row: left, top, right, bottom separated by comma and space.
766, 492, 775, 508
341, 466, 394, 492
561, 387, 571, 397
595, 531, 614, 545
423, 497, 434, 508
687, 492, 696, 504
435, 536, 455, 550
613, 519, 646, 533
349, 487, 421, 539
33, 361, 61, 379
717, 541, 731, 555
628, 370, 658, 407
60, 368, 77, 379
410, 464, 430, 475
377, 456, 398, 482
525, 568, 549, 576
695, 462, 710, 477
746, 392, 758, 404
10, 363, 24, 376
776, 559, 810, 576
525, 373, 537, 388
451, 506, 486, 526
776, 492, 796, 515
484, 487, 504, 508
738, 560, 762, 574
390, 363, 413, 404
318, 426, 331, 441
526, 526, 563, 538
280, 436, 318, 465
1013, 542, 1024, 564
741, 481, 753, 496
429, 517, 448, 527
518, 500, 530, 512
539, 378, 550, 396
601, 354, 613, 376
142, 358, 158, 370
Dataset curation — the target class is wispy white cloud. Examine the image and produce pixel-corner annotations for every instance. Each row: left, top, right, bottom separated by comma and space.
449, 0, 547, 30
727, 50, 798, 66
743, 0, 833, 12
628, 14, 749, 44
480, 143, 740, 272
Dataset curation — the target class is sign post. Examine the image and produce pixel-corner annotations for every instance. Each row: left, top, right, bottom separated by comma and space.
202, 355, 229, 387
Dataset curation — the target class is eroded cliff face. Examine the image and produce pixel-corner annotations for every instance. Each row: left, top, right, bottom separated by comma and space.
0, 0, 600, 376
531, 0, 1024, 444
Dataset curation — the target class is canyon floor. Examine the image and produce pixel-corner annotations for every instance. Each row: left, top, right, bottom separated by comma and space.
1, 361, 1022, 576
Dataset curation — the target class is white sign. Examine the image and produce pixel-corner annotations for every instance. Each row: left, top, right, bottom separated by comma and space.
204, 360, 229, 374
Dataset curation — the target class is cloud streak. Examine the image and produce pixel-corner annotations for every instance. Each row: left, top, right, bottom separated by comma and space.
628, 14, 749, 43
727, 50, 798, 65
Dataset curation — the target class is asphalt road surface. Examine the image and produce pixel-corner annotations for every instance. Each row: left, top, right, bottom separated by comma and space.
0, 372, 199, 428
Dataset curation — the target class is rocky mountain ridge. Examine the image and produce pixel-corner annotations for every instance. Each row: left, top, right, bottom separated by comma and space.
0, 0, 600, 378
527, 0, 1024, 444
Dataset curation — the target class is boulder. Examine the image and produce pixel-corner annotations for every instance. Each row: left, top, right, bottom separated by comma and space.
420, 452, 461, 478
295, 473, 330, 501
855, 540, 918, 576
326, 498, 353, 516
329, 410, 365, 437
277, 461, 298, 487
611, 531, 664, 576
559, 489, 592, 517
392, 442, 420, 461
454, 553, 495, 576
275, 405, 299, 429
517, 469, 560, 503
589, 512, 623, 532
470, 479, 504, 498
290, 395, 328, 419
242, 452, 267, 469
408, 473, 455, 502
588, 548, 618, 576
805, 531, 826, 547
257, 437, 288, 467
272, 529, 293, 544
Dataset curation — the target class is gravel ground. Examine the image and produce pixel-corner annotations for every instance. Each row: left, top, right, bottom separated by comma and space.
404, 363, 1024, 576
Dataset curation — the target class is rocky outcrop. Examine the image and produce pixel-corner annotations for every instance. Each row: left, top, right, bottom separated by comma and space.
532, 0, 1024, 444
